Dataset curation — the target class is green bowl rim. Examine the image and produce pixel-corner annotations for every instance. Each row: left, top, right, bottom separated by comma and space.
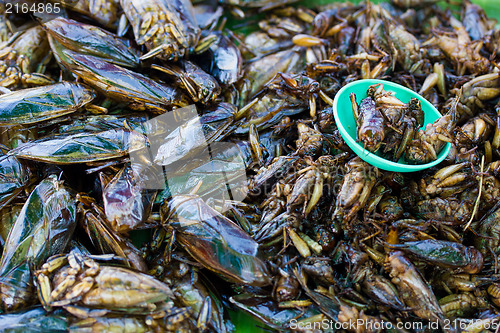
332, 79, 451, 172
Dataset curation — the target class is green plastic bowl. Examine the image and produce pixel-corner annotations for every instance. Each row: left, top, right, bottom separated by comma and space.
333, 79, 451, 172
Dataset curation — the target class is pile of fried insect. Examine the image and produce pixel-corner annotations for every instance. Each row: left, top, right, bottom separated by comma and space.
1, 0, 500, 331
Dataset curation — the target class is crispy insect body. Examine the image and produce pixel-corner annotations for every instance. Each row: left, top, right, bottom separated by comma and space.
456, 114, 494, 147
352, 93, 385, 152
0, 205, 22, 247
236, 95, 305, 134
155, 103, 237, 166
378, 195, 404, 222
152, 61, 221, 104
254, 212, 300, 244
427, 17, 490, 76
101, 165, 154, 234
433, 272, 478, 292
275, 257, 301, 303
488, 283, 500, 304
287, 169, 317, 211
235, 72, 315, 134
336, 161, 373, 211
475, 205, 500, 257
161, 195, 271, 287
156, 139, 254, 203
241, 48, 305, 105
44, 18, 141, 68
120, 0, 200, 60
415, 197, 471, 225
54, 49, 189, 112
364, 185, 387, 219
36, 250, 183, 328
406, 109, 456, 164
60, 0, 119, 28
0, 307, 68, 331
0, 26, 54, 88
69, 317, 148, 333
0, 176, 77, 311
383, 20, 424, 73
338, 306, 385, 333
166, 264, 227, 332
384, 251, 445, 323
387, 240, 484, 274
333, 157, 376, 229
367, 83, 423, 161
78, 195, 148, 272
275, 275, 300, 303
251, 156, 299, 196
360, 271, 407, 311
82, 266, 174, 308
0, 155, 31, 210
10, 128, 147, 164
453, 73, 500, 121
463, 1, 496, 41
230, 294, 324, 331
193, 31, 243, 86
439, 293, 478, 317
1, 26, 47, 74
0, 82, 95, 125
295, 123, 322, 157
423, 162, 470, 196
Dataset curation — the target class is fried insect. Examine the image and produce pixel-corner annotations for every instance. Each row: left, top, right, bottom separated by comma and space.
406, 97, 457, 164
384, 251, 446, 323
351, 92, 385, 153
386, 240, 484, 274
120, 0, 200, 60
333, 157, 377, 230
0, 26, 54, 88
0, 176, 77, 312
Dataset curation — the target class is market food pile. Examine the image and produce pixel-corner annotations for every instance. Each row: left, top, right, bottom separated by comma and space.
1, 0, 500, 331
351, 83, 430, 163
